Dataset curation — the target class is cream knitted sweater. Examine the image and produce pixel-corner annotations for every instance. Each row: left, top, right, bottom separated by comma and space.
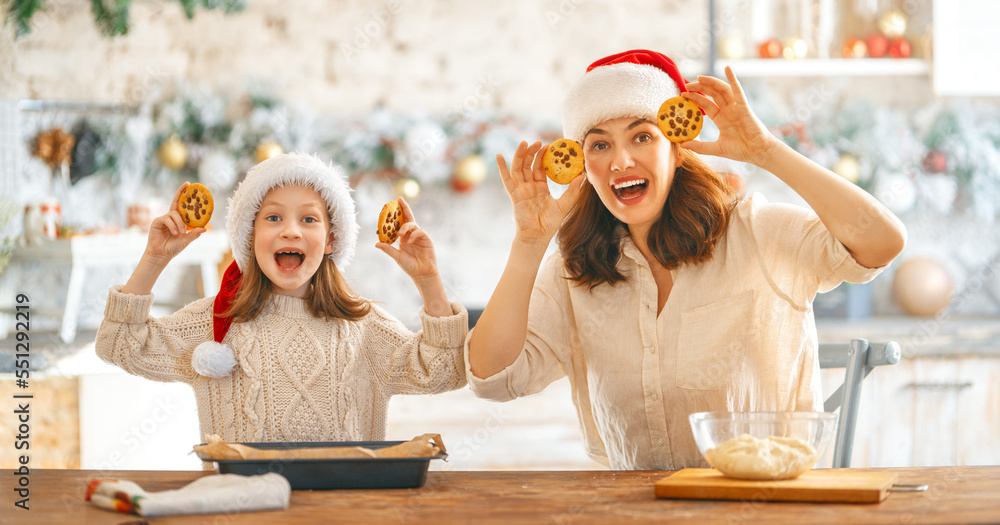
96, 285, 468, 443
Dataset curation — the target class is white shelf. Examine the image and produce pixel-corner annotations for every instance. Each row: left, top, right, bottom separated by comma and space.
680, 58, 930, 78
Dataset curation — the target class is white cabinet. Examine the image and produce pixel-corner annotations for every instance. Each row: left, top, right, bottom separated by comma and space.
819, 318, 1000, 468
680, 58, 929, 79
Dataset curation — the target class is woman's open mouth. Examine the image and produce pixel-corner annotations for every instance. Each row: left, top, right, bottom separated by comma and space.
612, 178, 649, 202
275, 250, 304, 271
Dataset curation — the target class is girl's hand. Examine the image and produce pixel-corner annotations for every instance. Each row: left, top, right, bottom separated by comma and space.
376, 197, 440, 283
144, 182, 206, 265
497, 140, 586, 246
680, 66, 780, 167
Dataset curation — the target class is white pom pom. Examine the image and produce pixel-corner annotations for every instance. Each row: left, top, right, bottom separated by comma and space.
192, 341, 237, 378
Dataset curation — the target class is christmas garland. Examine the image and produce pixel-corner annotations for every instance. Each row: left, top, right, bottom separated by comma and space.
3, 0, 246, 38
768, 97, 1000, 221
138, 80, 544, 198
19, 78, 1000, 225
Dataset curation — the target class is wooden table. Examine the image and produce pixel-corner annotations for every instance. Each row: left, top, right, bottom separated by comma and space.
12, 467, 1000, 524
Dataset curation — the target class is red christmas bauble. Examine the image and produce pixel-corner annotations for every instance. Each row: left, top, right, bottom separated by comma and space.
758, 39, 782, 59
866, 33, 889, 58
922, 150, 948, 174
888, 37, 911, 58
450, 178, 475, 192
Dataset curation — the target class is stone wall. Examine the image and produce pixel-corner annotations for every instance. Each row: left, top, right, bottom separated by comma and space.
2, 0, 998, 324
0, 0, 702, 114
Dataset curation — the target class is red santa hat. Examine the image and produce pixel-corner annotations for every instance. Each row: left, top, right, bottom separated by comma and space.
562, 49, 693, 143
191, 153, 359, 378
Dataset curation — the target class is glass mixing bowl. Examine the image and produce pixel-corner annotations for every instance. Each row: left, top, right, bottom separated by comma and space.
688, 411, 838, 480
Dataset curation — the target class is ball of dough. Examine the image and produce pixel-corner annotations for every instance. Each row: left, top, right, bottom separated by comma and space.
705, 434, 819, 480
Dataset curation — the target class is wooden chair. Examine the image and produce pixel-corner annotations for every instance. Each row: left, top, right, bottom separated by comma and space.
818, 338, 901, 468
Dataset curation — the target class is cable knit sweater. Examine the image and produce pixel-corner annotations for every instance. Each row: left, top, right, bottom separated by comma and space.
95, 285, 468, 443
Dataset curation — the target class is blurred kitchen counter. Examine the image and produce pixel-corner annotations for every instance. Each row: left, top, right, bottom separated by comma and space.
818, 316, 1000, 468
817, 316, 1000, 357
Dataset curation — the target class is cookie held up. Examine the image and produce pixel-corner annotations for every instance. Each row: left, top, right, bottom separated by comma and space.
178, 183, 214, 229
543, 139, 585, 185
657, 96, 703, 142
377, 200, 403, 244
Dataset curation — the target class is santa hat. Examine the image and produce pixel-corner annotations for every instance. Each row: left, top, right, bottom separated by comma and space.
227, 153, 358, 272
191, 152, 359, 378
562, 49, 692, 143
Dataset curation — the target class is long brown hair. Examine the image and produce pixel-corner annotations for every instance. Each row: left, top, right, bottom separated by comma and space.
222, 252, 371, 323
558, 148, 743, 289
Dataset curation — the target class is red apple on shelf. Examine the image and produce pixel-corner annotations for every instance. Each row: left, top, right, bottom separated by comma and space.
888, 37, 911, 58
866, 33, 889, 58
758, 39, 782, 59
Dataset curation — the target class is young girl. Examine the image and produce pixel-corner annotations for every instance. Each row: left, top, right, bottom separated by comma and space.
97, 153, 468, 444
466, 50, 907, 470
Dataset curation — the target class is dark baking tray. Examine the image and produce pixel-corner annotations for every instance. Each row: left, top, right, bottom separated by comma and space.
209, 440, 446, 490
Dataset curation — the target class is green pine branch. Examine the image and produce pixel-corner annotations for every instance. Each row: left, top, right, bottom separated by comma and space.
5, 0, 247, 39
91, 0, 130, 37
4, 0, 45, 38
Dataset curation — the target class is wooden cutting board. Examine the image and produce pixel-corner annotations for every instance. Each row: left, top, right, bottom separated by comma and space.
655, 468, 899, 503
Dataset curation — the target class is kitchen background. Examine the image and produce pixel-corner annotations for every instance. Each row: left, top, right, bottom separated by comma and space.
1, 0, 999, 472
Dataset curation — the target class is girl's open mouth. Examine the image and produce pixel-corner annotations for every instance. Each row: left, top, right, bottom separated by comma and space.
275, 250, 304, 271
612, 179, 648, 201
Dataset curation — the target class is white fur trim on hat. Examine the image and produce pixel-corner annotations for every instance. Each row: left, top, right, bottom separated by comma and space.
226, 153, 359, 271
192, 341, 238, 378
562, 62, 681, 143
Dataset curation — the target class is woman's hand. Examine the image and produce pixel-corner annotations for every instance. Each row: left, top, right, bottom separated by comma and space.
469, 141, 586, 377
684, 69, 906, 268
680, 66, 780, 167
144, 182, 206, 264
498, 140, 586, 246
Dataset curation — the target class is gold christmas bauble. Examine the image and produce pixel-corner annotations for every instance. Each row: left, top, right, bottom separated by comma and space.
392, 177, 421, 200
719, 34, 746, 60
892, 257, 953, 317
782, 38, 808, 59
452, 154, 488, 192
878, 9, 907, 39
842, 37, 868, 58
832, 154, 861, 184
255, 141, 284, 164
157, 134, 188, 171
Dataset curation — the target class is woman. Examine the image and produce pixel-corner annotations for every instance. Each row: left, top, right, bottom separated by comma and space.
466, 50, 906, 470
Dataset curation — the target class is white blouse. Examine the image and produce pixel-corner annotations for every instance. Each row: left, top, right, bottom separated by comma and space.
465, 193, 885, 470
